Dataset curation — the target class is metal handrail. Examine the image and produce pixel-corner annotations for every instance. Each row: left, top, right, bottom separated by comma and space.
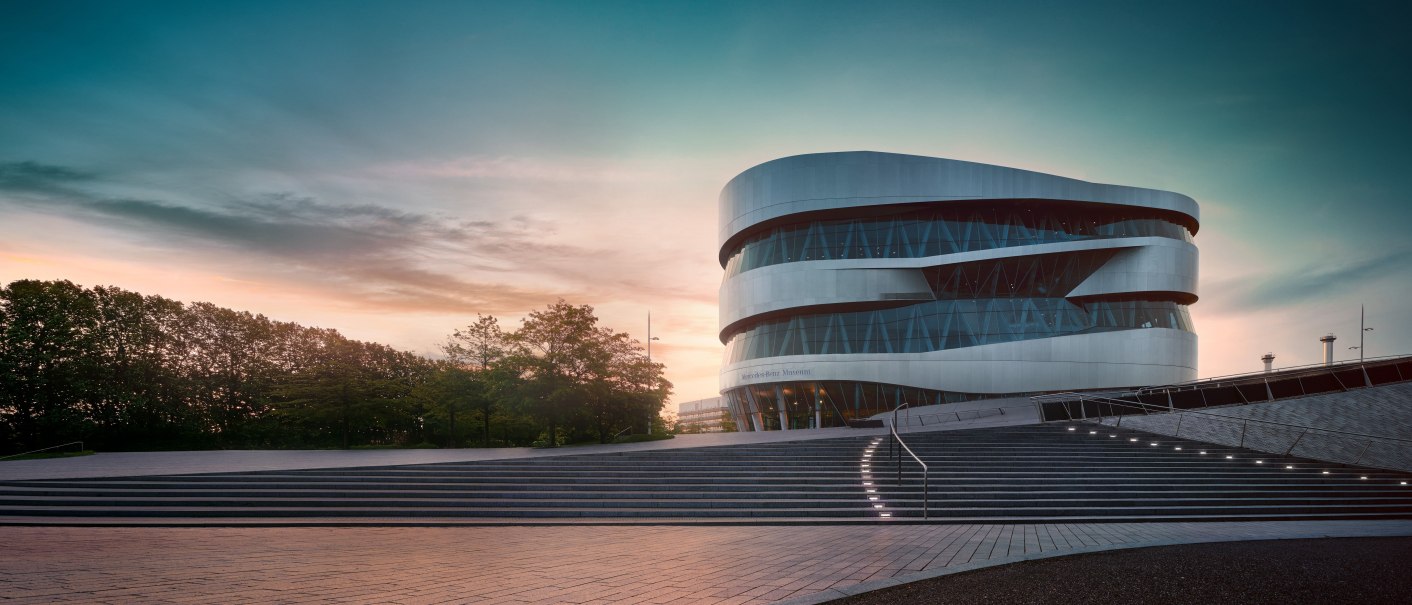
888, 403, 929, 520
1033, 391, 1412, 469
0, 441, 85, 461
897, 404, 1034, 428
1034, 391, 1412, 445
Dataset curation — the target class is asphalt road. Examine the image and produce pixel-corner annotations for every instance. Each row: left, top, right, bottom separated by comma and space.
833, 537, 1412, 605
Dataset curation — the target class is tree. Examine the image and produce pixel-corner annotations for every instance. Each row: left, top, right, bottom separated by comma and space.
0, 279, 445, 452
0, 280, 100, 451
272, 336, 420, 449
502, 301, 598, 446
444, 314, 506, 446
718, 410, 738, 432
499, 300, 671, 446
412, 363, 479, 448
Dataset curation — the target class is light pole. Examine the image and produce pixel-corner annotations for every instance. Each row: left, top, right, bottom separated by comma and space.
1349, 304, 1374, 363
646, 312, 661, 435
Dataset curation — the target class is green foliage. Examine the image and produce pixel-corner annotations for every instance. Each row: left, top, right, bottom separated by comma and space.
719, 410, 738, 432
0, 450, 96, 462
612, 433, 674, 444
500, 300, 672, 446
0, 280, 672, 454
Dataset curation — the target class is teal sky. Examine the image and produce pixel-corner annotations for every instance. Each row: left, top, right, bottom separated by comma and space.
3, 1, 1410, 401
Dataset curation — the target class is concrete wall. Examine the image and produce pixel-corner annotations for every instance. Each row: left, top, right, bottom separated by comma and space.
1103, 382, 1412, 472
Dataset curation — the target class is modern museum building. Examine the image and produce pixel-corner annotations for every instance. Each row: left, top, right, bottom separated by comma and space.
718, 152, 1200, 431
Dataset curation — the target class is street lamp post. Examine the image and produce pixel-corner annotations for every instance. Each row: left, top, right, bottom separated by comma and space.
647, 312, 661, 435
1349, 304, 1374, 363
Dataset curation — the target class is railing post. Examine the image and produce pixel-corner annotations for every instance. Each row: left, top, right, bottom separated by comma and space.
1284, 430, 1307, 456
1174, 413, 1184, 438
923, 468, 929, 520
1239, 421, 1248, 448
897, 444, 903, 485
1354, 440, 1374, 466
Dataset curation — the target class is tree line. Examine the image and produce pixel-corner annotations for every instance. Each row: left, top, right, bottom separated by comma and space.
0, 279, 670, 453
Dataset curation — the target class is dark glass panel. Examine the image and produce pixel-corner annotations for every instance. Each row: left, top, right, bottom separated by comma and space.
724, 299, 1193, 364
723, 203, 1193, 277
723, 380, 1032, 430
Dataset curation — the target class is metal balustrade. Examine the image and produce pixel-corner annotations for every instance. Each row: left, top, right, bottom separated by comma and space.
886, 403, 929, 519
1033, 355, 1412, 423
892, 404, 1032, 428
1032, 391, 1412, 472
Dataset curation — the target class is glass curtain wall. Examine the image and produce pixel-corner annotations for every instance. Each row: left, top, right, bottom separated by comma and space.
723, 203, 1193, 278
723, 251, 1194, 364
722, 381, 1028, 430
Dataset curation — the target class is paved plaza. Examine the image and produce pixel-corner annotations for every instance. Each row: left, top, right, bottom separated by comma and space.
4, 520, 1412, 604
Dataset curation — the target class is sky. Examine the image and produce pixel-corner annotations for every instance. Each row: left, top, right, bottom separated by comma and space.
2, 0, 1410, 403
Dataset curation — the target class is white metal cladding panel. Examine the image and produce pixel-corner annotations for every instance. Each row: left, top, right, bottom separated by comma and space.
719, 329, 1197, 394
718, 267, 930, 338
719, 152, 1199, 249
1067, 239, 1199, 300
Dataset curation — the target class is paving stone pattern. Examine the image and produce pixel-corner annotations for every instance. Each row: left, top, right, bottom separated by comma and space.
3, 521, 1412, 605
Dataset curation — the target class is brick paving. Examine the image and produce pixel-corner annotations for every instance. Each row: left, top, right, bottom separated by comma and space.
4, 521, 1412, 604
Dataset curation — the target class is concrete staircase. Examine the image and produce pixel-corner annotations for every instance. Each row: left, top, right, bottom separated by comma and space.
2, 424, 1410, 525
874, 424, 1412, 521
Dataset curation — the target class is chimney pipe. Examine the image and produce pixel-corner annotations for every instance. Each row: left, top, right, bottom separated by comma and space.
1320, 334, 1337, 366
1261, 353, 1275, 373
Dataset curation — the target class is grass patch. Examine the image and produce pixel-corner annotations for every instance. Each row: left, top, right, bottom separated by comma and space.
349, 443, 442, 450
612, 433, 674, 444
0, 450, 96, 462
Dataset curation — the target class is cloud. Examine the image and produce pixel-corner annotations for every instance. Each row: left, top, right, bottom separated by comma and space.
376, 155, 669, 183
1210, 248, 1412, 311
0, 161, 94, 194
0, 160, 604, 315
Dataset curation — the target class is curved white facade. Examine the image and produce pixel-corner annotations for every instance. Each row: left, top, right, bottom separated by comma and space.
718, 152, 1199, 431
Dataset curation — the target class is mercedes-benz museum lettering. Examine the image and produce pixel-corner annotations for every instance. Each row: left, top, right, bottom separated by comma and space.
719, 152, 1199, 431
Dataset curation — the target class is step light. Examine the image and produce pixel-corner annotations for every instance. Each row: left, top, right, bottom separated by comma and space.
863, 482, 873, 486
1285, 465, 1293, 469
873, 504, 884, 509
1068, 427, 1076, 431
1150, 442, 1158, 446
1130, 438, 1138, 442
1226, 455, 1234, 459
1110, 434, 1117, 438
861, 464, 870, 468
869, 496, 879, 501
1255, 460, 1263, 464
866, 489, 876, 493
1323, 471, 1330, 475
880, 512, 892, 517
1361, 476, 1368, 480
1175, 447, 1182, 451
1199, 451, 1207, 455
1402, 482, 1407, 486
1090, 431, 1097, 435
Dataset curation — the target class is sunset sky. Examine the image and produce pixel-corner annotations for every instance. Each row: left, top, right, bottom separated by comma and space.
3, 1, 1410, 403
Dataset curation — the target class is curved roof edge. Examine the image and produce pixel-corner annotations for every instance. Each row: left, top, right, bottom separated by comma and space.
719, 151, 1200, 251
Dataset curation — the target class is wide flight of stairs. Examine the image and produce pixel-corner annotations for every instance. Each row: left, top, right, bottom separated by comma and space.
2, 424, 1410, 525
